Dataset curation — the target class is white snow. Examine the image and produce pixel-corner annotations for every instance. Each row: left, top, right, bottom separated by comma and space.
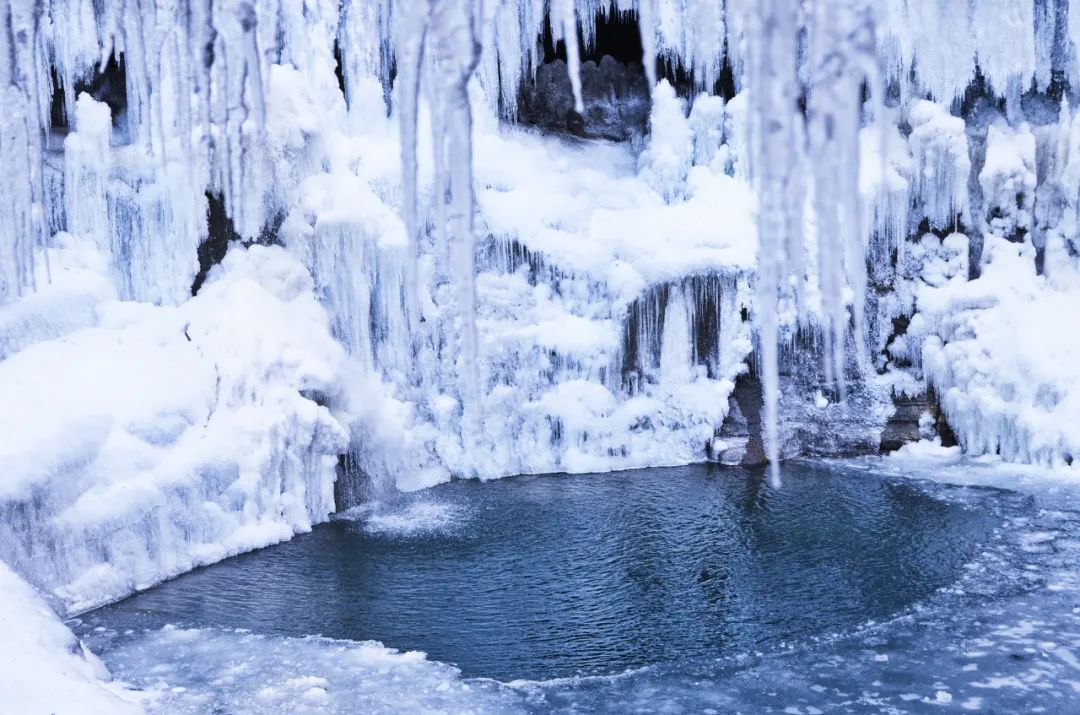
0, 562, 142, 714
0, 239, 348, 613
80, 624, 518, 715
920, 246, 1080, 467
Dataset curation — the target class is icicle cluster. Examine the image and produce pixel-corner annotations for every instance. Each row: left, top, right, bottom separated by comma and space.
734, 0, 880, 482
5, 0, 1080, 491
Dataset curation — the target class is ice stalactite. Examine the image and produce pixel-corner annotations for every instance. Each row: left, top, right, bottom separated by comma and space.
742, 0, 802, 485
5, 0, 1080, 509
398, 0, 484, 467
907, 101, 971, 232
808, 0, 879, 390
880, 0, 1037, 105
0, 0, 49, 302
659, 283, 693, 385
738, 0, 882, 482
1038, 99, 1080, 278
637, 0, 657, 91
396, 0, 427, 320
555, 0, 586, 114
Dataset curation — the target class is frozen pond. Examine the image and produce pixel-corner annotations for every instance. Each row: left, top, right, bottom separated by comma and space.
73, 461, 1080, 713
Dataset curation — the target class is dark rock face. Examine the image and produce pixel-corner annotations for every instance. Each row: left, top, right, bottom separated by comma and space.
519, 56, 650, 142
723, 373, 767, 466
880, 395, 928, 453
720, 339, 894, 466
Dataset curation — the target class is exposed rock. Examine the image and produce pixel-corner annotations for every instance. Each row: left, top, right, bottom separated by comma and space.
880, 395, 930, 452
520, 56, 650, 142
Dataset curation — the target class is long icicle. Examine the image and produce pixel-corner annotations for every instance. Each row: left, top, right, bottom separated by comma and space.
746, 0, 802, 487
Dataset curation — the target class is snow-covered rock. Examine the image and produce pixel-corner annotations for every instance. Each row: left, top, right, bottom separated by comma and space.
0, 240, 348, 613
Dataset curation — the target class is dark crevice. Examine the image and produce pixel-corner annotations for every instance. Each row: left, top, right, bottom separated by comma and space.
956, 68, 1007, 118
730, 372, 767, 465
541, 12, 643, 65
334, 452, 372, 512
192, 193, 239, 296
256, 210, 286, 246
927, 387, 959, 448
333, 39, 348, 102
87, 54, 128, 129
621, 275, 735, 392
49, 66, 68, 131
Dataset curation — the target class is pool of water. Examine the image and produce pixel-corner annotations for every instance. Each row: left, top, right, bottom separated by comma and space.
79, 462, 996, 684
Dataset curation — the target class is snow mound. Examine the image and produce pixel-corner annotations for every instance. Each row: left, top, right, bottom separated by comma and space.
0, 240, 348, 613
0, 562, 142, 714
921, 242, 1080, 467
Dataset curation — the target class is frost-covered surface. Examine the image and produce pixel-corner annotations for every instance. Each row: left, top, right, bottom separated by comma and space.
0, 562, 143, 714
4, 0, 1078, 496
0, 239, 347, 613
278, 68, 763, 489
76, 625, 518, 715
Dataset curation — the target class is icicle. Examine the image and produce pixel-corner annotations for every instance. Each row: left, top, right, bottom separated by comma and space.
743, 0, 802, 486
554, 0, 584, 114
0, 0, 48, 302
806, 0, 876, 390
659, 283, 693, 384
395, 0, 428, 320
399, 0, 483, 469
689, 0, 725, 91
638, 0, 657, 93
739, 0, 881, 483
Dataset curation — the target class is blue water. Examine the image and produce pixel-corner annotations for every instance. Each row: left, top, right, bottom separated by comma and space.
79, 463, 995, 682
74, 460, 1080, 712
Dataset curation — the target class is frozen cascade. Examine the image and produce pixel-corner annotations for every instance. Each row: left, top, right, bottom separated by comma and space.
658, 284, 695, 385
2, 0, 1080, 644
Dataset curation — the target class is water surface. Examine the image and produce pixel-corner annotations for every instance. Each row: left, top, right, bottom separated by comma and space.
81, 462, 997, 681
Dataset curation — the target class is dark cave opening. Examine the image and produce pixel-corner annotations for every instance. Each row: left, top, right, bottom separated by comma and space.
521, 10, 651, 141
538, 11, 735, 98
50, 53, 129, 133
520, 9, 736, 140
49, 67, 68, 131
541, 10, 644, 65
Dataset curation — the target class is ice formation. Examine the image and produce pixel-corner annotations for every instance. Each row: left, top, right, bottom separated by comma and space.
0, 238, 347, 612
4, 0, 1080, 702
